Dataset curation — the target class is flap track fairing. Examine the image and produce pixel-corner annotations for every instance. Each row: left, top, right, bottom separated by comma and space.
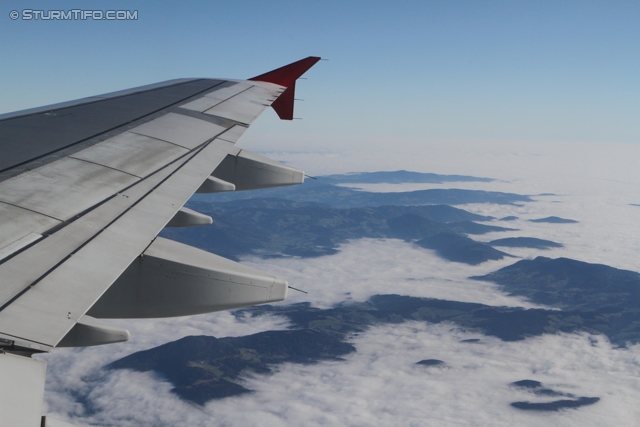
88, 238, 288, 319
212, 149, 304, 191
166, 207, 213, 228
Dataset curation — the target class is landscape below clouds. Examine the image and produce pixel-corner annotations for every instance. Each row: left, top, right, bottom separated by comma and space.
41, 141, 640, 426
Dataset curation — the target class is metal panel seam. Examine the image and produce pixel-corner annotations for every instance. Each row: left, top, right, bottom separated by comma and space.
0, 126, 230, 314
0, 80, 228, 176
0, 147, 202, 312
66, 156, 142, 179
0, 79, 215, 123
0, 201, 62, 223
0, 139, 236, 347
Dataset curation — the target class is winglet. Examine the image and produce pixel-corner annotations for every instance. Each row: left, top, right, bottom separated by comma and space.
249, 56, 321, 120
250, 56, 321, 88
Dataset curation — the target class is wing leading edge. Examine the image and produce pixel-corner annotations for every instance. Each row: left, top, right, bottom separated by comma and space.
0, 57, 321, 426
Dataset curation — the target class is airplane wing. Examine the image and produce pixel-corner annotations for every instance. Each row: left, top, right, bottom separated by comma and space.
0, 56, 321, 427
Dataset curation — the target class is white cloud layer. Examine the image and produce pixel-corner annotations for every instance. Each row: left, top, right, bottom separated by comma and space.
43, 323, 640, 427
40, 140, 640, 426
39, 312, 292, 425
213, 324, 640, 427
242, 238, 546, 309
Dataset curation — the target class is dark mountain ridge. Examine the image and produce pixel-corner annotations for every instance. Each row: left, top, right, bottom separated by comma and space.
487, 237, 562, 249
416, 232, 512, 265
190, 178, 531, 208
110, 264, 640, 404
472, 256, 640, 311
529, 216, 578, 224
160, 200, 513, 262
108, 330, 354, 404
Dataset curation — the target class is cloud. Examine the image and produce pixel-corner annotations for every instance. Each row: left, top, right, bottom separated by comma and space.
40, 230, 637, 426
39, 312, 292, 425
268, 139, 640, 271
242, 238, 546, 309
39, 141, 640, 426
207, 323, 640, 427
42, 323, 640, 427
327, 177, 640, 274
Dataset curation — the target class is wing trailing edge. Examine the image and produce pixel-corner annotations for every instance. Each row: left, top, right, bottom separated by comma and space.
250, 56, 321, 120
87, 237, 288, 319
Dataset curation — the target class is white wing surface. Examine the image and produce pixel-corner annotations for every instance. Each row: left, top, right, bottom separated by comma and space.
0, 56, 321, 426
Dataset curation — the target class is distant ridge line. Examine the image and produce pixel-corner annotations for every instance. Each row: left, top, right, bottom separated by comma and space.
319, 170, 494, 184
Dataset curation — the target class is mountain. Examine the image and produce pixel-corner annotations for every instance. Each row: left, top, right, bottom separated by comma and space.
372, 204, 493, 223
416, 359, 446, 366
509, 380, 599, 411
471, 256, 640, 311
416, 232, 512, 265
109, 275, 640, 404
511, 397, 600, 411
529, 216, 578, 223
162, 170, 529, 261
190, 178, 531, 208
112, 172, 620, 407
487, 237, 562, 249
318, 170, 493, 184
107, 330, 354, 404
160, 200, 513, 261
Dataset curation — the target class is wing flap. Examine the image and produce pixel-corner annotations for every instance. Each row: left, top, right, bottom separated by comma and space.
0, 139, 236, 348
0, 232, 43, 262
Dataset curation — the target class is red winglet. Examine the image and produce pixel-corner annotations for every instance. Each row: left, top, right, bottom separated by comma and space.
249, 56, 321, 120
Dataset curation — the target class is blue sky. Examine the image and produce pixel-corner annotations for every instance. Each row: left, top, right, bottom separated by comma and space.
2, 1, 639, 150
